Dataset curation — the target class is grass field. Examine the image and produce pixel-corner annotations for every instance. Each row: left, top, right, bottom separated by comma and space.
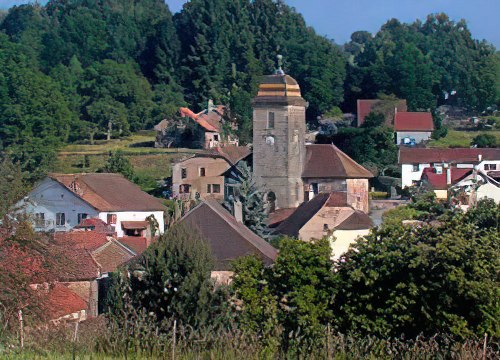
54, 131, 199, 189
427, 129, 500, 148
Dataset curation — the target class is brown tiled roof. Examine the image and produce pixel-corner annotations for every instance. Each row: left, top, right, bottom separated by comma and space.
45, 283, 88, 320
275, 193, 334, 237
180, 200, 278, 270
118, 237, 149, 255
394, 112, 434, 131
335, 211, 373, 230
268, 208, 296, 228
53, 247, 101, 281
199, 146, 252, 166
303, 144, 374, 179
121, 221, 149, 230
92, 240, 136, 273
399, 147, 500, 164
49, 173, 166, 212
357, 99, 407, 126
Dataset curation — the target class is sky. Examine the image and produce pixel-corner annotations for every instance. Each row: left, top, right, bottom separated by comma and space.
1, 0, 498, 47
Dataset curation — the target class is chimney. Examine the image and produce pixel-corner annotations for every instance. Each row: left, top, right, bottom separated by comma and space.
207, 99, 215, 112
446, 168, 452, 185
234, 200, 243, 223
478, 154, 483, 162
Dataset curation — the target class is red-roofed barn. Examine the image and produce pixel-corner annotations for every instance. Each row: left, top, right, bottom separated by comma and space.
394, 112, 434, 145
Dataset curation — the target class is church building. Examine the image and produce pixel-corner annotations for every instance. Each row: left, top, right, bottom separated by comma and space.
252, 65, 373, 213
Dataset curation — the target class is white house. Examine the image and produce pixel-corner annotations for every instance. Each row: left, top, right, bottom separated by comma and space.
399, 147, 500, 188
19, 173, 166, 237
394, 112, 434, 145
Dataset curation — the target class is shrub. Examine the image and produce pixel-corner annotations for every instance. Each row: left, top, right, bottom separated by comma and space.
471, 133, 497, 148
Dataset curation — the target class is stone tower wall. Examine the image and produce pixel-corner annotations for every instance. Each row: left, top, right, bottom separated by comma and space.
253, 105, 306, 208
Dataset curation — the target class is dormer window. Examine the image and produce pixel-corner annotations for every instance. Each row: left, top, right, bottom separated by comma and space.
268, 112, 275, 129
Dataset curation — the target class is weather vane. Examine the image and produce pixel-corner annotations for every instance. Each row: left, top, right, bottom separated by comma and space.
276, 54, 285, 75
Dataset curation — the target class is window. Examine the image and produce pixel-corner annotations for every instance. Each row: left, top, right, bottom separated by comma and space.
34, 213, 45, 227
77, 213, 88, 224
207, 184, 212, 193
213, 134, 219, 141
179, 184, 190, 194
323, 224, 329, 232
412, 164, 419, 172
212, 184, 221, 193
268, 112, 275, 129
485, 164, 497, 170
181, 168, 187, 179
56, 213, 66, 226
199, 167, 206, 177
107, 214, 117, 225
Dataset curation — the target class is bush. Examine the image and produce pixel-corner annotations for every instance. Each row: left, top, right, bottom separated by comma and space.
471, 133, 497, 147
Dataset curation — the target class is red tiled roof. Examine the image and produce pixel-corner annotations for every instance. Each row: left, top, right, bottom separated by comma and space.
303, 144, 374, 179
399, 147, 500, 164
180, 106, 225, 132
48, 173, 166, 212
357, 99, 407, 126
268, 208, 296, 228
54, 231, 109, 252
421, 167, 472, 190
394, 112, 434, 131
180, 200, 278, 270
45, 283, 88, 320
74, 218, 115, 234
118, 237, 149, 255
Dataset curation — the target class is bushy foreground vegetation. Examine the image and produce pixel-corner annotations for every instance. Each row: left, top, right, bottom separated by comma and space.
2, 195, 497, 358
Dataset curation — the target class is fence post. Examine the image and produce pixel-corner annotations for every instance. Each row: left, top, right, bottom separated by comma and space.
172, 319, 177, 360
72, 321, 79, 360
18, 310, 24, 350
482, 333, 488, 360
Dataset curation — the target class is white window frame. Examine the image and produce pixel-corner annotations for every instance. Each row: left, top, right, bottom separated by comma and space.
56, 213, 66, 227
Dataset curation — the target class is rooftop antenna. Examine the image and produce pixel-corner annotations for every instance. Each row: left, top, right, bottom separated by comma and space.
275, 54, 285, 75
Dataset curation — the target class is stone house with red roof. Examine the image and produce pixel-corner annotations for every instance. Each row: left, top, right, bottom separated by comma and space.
154, 101, 239, 149
274, 192, 373, 260
19, 173, 166, 238
172, 146, 252, 201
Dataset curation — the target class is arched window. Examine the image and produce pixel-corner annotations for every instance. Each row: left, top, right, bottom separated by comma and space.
267, 191, 277, 213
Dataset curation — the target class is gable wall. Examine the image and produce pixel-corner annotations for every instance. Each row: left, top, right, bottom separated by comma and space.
298, 207, 353, 242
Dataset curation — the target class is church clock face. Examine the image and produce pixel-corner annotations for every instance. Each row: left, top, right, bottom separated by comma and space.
265, 136, 275, 145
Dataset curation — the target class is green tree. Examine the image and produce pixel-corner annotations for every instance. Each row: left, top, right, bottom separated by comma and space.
0, 155, 27, 218
100, 151, 135, 180
471, 133, 497, 148
109, 224, 230, 327
333, 201, 500, 338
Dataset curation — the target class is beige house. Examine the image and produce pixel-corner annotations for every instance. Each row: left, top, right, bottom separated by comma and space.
274, 192, 373, 259
172, 146, 251, 201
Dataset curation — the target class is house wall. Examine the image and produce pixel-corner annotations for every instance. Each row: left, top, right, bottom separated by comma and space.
62, 280, 99, 318
97, 211, 164, 238
172, 157, 229, 200
396, 131, 432, 145
21, 178, 99, 232
433, 190, 448, 200
330, 229, 370, 260
476, 182, 500, 204
402, 160, 500, 188
253, 105, 306, 209
298, 207, 353, 242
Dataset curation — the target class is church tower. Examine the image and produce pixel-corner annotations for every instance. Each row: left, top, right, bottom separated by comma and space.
252, 59, 307, 209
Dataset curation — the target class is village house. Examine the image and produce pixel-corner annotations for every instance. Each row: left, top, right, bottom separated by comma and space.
357, 99, 408, 127
19, 173, 166, 238
252, 70, 373, 211
394, 112, 434, 145
399, 147, 500, 188
154, 100, 239, 149
172, 146, 251, 201
179, 199, 278, 284
274, 192, 373, 260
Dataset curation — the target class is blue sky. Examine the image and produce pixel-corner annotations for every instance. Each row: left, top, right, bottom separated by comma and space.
1, 0, 498, 47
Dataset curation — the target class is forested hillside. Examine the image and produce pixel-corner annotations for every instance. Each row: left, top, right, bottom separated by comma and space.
0, 0, 497, 178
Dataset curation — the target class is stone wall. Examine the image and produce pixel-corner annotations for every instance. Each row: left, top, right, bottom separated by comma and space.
346, 178, 370, 213
62, 280, 99, 318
